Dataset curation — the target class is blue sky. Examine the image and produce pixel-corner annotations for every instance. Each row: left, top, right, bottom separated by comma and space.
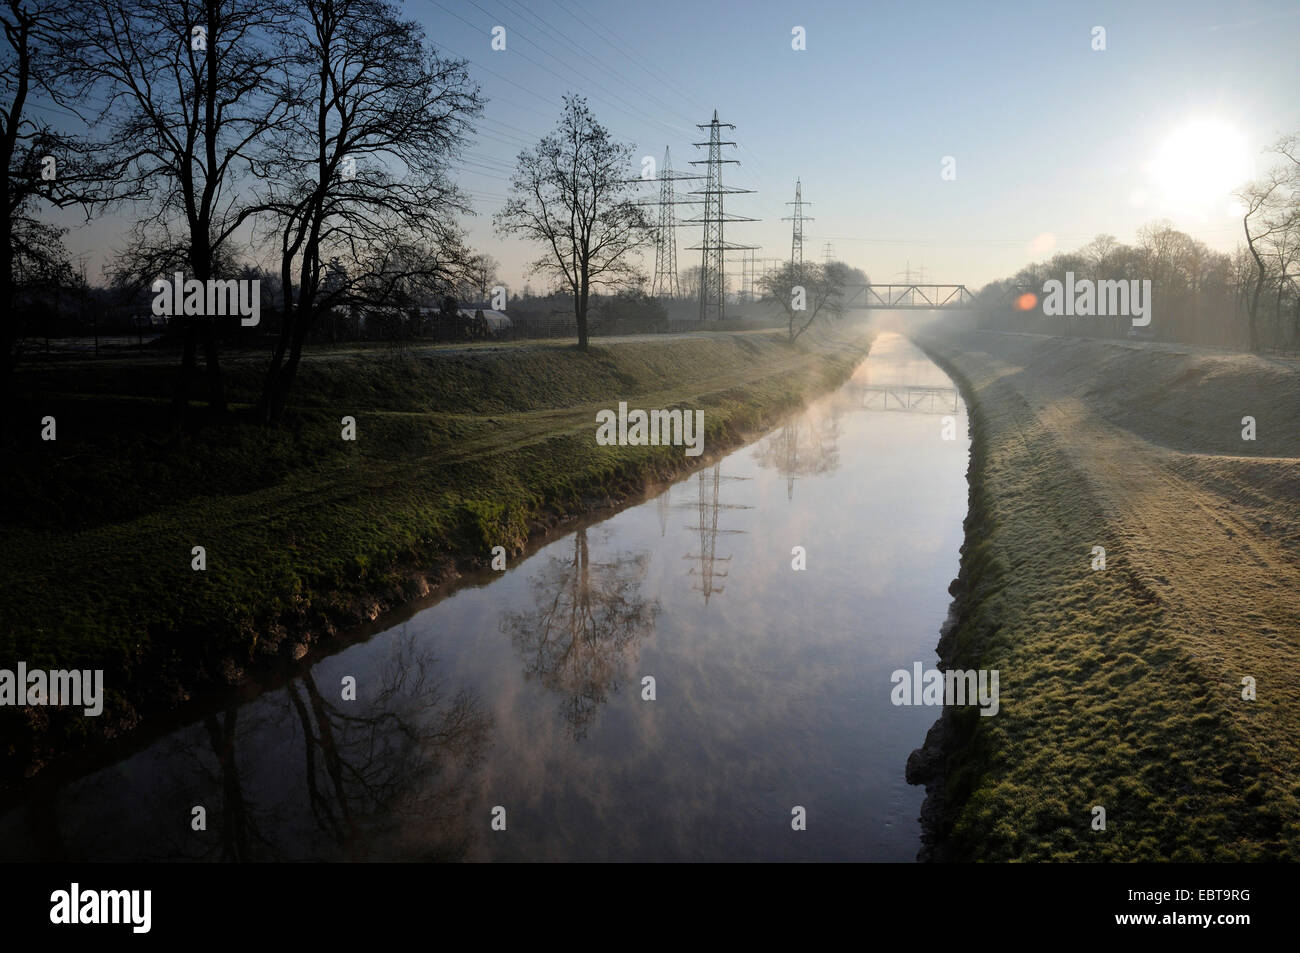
55, 0, 1300, 292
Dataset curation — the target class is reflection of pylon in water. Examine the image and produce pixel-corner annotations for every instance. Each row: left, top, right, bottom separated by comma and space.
656, 483, 671, 537
680, 464, 751, 603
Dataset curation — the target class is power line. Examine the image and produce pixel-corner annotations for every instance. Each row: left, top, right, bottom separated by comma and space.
805, 234, 1109, 245
479, 115, 547, 142
550, 0, 711, 116
428, 17, 566, 110
496, 0, 690, 123
433, 0, 679, 144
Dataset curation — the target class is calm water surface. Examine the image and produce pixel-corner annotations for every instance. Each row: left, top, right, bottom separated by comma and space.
0, 332, 969, 861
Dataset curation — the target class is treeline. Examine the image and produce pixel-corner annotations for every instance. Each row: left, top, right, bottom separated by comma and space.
978, 137, 1300, 352
2, 0, 487, 427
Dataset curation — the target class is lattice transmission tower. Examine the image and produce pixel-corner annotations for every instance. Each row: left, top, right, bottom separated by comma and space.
651, 147, 684, 299
783, 179, 813, 268
634, 146, 703, 301
686, 110, 757, 321
741, 248, 758, 302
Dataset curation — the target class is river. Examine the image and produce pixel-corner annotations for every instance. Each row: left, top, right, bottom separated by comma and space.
0, 331, 969, 862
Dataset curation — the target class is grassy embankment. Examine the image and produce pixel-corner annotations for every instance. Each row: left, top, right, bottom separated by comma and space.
908, 324, 1300, 861
0, 328, 872, 779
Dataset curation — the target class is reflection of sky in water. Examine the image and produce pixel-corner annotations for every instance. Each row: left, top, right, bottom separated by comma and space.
0, 333, 970, 862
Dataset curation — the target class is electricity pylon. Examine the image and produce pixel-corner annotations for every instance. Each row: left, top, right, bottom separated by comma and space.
652, 147, 681, 299
685, 110, 757, 321
783, 179, 813, 267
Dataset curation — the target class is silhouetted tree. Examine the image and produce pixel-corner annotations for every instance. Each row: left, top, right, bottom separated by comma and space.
1, 0, 113, 407
495, 94, 652, 350
253, 0, 481, 423
62, 0, 295, 425
760, 260, 850, 343
1238, 138, 1300, 352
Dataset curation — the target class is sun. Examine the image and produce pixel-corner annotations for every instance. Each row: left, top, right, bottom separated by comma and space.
1146, 119, 1252, 214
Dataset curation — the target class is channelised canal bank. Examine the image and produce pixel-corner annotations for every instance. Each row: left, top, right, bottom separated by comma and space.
1, 327, 873, 784
907, 321, 1300, 861
1, 331, 968, 861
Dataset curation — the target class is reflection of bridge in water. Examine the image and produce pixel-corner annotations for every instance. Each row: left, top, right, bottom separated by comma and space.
848, 382, 961, 415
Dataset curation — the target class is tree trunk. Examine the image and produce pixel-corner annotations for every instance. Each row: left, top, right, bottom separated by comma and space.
1292, 288, 1300, 349
1244, 214, 1268, 353
171, 319, 199, 433
0, 266, 15, 439
1276, 278, 1286, 345
575, 281, 589, 350
271, 340, 305, 424
259, 258, 301, 424
265, 310, 311, 425
259, 313, 294, 424
173, 252, 228, 427
202, 319, 227, 416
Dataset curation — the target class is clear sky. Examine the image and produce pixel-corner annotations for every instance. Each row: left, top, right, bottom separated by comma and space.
52, 0, 1300, 292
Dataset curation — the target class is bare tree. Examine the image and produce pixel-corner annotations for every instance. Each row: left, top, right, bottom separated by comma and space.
985, 224, 1253, 347
460, 251, 499, 302
1237, 138, 1300, 352
1083, 234, 1121, 275
252, 0, 481, 423
0, 0, 114, 405
1268, 135, 1300, 347
760, 261, 849, 343
1081, 234, 1128, 336
494, 94, 652, 350
1264, 216, 1298, 340
62, 0, 293, 425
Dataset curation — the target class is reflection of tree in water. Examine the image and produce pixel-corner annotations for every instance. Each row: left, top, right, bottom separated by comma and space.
203, 705, 266, 861
752, 409, 841, 499
502, 527, 659, 740
148, 632, 491, 862
284, 637, 491, 860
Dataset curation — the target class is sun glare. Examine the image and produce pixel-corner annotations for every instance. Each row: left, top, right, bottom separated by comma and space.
1146, 119, 1252, 214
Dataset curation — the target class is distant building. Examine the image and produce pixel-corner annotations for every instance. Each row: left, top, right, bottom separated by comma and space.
356, 304, 513, 340
460, 309, 512, 334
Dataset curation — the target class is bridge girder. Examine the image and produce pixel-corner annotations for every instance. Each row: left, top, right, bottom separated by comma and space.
844, 284, 976, 309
